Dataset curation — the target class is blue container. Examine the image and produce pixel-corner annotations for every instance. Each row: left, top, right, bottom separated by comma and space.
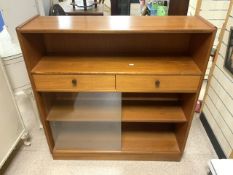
150, 9, 157, 16
0, 11, 5, 32
147, 3, 157, 16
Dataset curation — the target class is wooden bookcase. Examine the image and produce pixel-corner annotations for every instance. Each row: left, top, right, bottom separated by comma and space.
17, 16, 216, 161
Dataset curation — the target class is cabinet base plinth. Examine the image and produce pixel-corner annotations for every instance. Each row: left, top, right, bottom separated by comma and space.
52, 150, 182, 161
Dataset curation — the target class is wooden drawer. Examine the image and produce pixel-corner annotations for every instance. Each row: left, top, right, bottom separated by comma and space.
33, 75, 115, 92
116, 75, 200, 92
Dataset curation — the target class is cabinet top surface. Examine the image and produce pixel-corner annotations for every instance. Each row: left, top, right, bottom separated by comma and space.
17, 16, 215, 33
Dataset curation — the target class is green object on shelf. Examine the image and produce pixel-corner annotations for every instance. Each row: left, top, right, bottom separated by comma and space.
152, 3, 158, 9
147, 0, 168, 16
157, 5, 168, 16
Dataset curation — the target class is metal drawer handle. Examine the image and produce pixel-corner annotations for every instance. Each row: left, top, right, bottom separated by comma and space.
155, 80, 160, 88
72, 79, 77, 86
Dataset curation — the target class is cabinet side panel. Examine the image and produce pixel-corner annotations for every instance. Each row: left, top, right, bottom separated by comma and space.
17, 33, 45, 71
16, 31, 55, 152
176, 31, 216, 153
175, 93, 197, 152
190, 32, 216, 72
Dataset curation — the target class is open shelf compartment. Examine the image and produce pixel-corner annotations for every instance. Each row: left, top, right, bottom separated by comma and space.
19, 32, 214, 75
44, 92, 183, 155
52, 123, 180, 155
122, 123, 180, 153
51, 121, 122, 151
44, 92, 187, 123
122, 100, 186, 122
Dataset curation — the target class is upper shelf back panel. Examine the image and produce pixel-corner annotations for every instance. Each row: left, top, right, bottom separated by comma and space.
17, 16, 216, 34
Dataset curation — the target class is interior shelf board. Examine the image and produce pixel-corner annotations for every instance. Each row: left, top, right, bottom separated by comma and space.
32, 56, 202, 75
47, 99, 186, 122
122, 101, 187, 122
47, 99, 120, 122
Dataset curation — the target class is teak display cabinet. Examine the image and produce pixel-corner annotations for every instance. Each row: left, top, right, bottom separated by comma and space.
17, 16, 216, 161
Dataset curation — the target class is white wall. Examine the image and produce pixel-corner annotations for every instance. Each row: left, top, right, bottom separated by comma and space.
202, 7, 233, 157
0, 60, 25, 168
199, 0, 230, 48
0, 0, 39, 43
188, 0, 230, 47
42, 0, 52, 16
187, 0, 198, 16
0, 0, 39, 91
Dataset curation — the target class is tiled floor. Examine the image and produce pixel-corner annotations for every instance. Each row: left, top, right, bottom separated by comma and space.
0, 91, 217, 175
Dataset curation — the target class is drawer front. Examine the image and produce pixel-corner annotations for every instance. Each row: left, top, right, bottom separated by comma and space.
116, 75, 200, 92
33, 75, 115, 92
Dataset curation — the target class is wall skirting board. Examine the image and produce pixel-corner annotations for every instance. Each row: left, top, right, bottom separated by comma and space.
200, 112, 226, 159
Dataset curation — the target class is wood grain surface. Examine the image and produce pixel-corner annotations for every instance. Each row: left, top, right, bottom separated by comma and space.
18, 16, 215, 33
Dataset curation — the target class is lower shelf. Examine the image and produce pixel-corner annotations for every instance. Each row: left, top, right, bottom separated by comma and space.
52, 123, 181, 160
44, 92, 185, 160
122, 123, 180, 153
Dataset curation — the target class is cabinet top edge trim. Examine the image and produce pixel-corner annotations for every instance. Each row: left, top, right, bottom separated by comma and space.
16, 16, 216, 34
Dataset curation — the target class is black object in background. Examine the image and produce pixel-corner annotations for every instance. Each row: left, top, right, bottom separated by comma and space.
49, 4, 66, 16
224, 27, 233, 75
